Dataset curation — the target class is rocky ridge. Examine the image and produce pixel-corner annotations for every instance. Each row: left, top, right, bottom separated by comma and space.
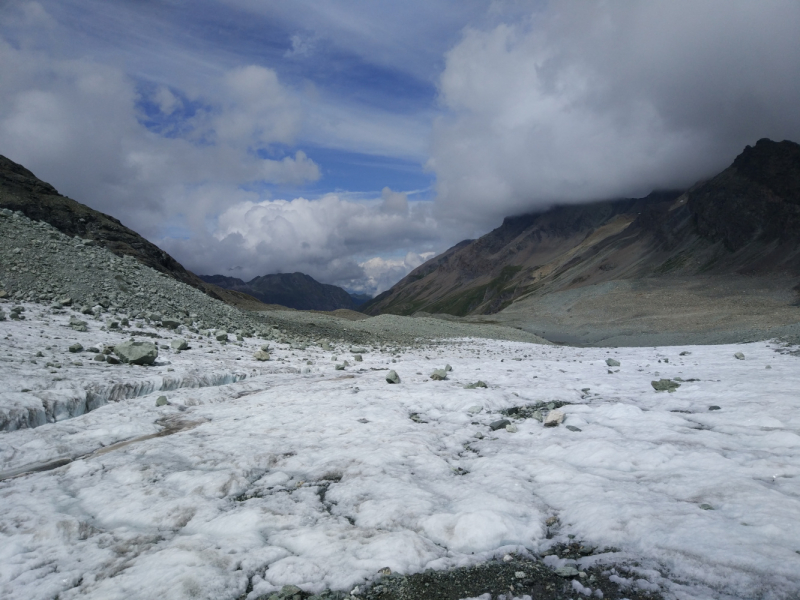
363, 138, 800, 319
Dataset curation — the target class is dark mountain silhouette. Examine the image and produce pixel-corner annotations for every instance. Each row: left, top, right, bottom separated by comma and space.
199, 272, 364, 311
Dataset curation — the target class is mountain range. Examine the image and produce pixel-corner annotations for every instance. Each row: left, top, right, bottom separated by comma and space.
361, 138, 800, 345
363, 139, 800, 315
199, 272, 367, 311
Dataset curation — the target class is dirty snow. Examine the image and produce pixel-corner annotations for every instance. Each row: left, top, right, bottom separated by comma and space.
1, 303, 799, 599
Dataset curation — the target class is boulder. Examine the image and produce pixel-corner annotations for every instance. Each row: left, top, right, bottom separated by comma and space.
606, 358, 620, 367
114, 341, 158, 365
161, 318, 181, 329
68, 343, 83, 353
430, 369, 448, 381
170, 339, 189, 350
156, 396, 168, 407
490, 419, 511, 431
734, 352, 745, 360
68, 316, 88, 332
464, 381, 487, 389
215, 331, 228, 342
544, 410, 565, 427
386, 370, 400, 384
651, 378, 680, 392
253, 350, 271, 361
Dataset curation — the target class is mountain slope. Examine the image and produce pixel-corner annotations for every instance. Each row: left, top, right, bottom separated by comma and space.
363, 138, 800, 318
0, 154, 264, 308
199, 272, 359, 311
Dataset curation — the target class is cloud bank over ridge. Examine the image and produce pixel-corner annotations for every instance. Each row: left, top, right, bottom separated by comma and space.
431, 0, 800, 226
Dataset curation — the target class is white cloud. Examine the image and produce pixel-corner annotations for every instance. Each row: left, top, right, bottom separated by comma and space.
357, 251, 434, 295
214, 65, 302, 147
0, 32, 319, 238
153, 86, 180, 115
380, 187, 408, 215
431, 0, 800, 225
160, 192, 441, 294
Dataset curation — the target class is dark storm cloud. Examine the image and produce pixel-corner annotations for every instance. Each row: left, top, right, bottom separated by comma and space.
431, 1, 800, 227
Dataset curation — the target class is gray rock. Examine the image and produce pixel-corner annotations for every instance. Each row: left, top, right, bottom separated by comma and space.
161, 318, 181, 329
699, 503, 714, 510
464, 381, 487, 389
156, 396, 168, 407
544, 409, 565, 427
215, 331, 228, 342
260, 344, 271, 352
353, 354, 363, 362
555, 566, 580, 577
708, 405, 721, 411
106, 355, 120, 364
57, 296, 73, 306
253, 350, 271, 361
466, 405, 483, 414
0, 309, 5, 321
505, 423, 518, 433
114, 340, 158, 365
0, 290, 7, 299
386, 370, 400, 384
170, 339, 189, 350
605, 358, 620, 367
93, 353, 106, 362
734, 352, 745, 360
680, 351, 691, 356
68, 316, 88, 332
68, 343, 83, 353
430, 369, 448, 380
566, 425, 582, 432
490, 419, 511, 431
651, 378, 680, 392
350, 347, 367, 353
445, 364, 453, 372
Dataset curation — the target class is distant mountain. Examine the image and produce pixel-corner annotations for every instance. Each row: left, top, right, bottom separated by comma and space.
348, 293, 373, 307
0, 154, 262, 308
200, 272, 367, 311
362, 138, 800, 317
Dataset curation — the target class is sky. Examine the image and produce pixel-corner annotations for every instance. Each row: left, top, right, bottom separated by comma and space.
1, 1, 800, 295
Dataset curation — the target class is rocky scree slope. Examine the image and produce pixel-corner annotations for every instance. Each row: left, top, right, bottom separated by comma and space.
0, 207, 380, 347
0, 154, 263, 308
0, 207, 545, 349
363, 138, 800, 317
200, 271, 361, 311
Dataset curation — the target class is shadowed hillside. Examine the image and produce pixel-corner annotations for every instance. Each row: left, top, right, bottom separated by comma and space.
362, 139, 800, 319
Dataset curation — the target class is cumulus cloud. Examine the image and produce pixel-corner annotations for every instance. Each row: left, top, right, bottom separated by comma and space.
0, 33, 319, 239
380, 186, 409, 215
431, 0, 800, 225
357, 252, 434, 295
160, 192, 440, 294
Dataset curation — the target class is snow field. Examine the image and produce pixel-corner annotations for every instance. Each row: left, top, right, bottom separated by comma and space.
1, 307, 800, 599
